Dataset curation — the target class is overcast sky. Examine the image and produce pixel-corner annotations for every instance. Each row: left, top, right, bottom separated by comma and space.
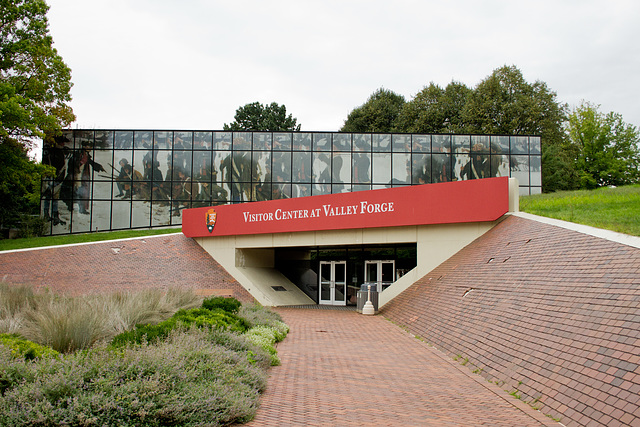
46, 0, 640, 133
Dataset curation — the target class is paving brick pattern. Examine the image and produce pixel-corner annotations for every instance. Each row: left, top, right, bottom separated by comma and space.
383, 215, 640, 427
0, 234, 253, 301
246, 307, 557, 427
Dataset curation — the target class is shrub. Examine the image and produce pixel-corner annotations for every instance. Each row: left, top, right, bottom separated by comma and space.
0, 333, 59, 361
244, 326, 281, 366
0, 328, 267, 426
110, 318, 179, 348
173, 307, 250, 333
201, 296, 242, 314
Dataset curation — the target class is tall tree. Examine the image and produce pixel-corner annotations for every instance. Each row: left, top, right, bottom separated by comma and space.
461, 65, 567, 147
567, 101, 640, 188
1, 0, 75, 145
224, 102, 301, 131
394, 81, 471, 133
340, 88, 405, 133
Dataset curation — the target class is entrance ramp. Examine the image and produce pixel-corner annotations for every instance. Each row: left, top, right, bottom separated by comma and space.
236, 266, 315, 306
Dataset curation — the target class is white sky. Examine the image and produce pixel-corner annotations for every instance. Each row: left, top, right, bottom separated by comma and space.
45, 0, 640, 133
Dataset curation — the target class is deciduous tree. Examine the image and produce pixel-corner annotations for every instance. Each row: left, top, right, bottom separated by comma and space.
224, 102, 301, 131
340, 88, 405, 133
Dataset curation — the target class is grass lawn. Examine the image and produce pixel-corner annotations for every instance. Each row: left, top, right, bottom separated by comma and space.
520, 185, 640, 237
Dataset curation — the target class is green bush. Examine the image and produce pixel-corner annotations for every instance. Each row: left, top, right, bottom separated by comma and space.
238, 302, 284, 328
173, 307, 250, 333
244, 326, 282, 366
110, 318, 179, 348
0, 333, 59, 361
201, 296, 242, 314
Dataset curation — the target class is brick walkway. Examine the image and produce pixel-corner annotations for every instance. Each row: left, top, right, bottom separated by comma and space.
245, 307, 558, 427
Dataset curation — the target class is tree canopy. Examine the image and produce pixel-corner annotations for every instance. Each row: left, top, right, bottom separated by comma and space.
340, 88, 405, 133
1, 0, 75, 145
223, 102, 301, 131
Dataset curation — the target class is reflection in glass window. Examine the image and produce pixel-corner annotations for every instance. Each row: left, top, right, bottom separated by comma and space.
432, 153, 451, 183
332, 153, 351, 191
492, 135, 510, 154
253, 180, 272, 202
273, 133, 292, 151
95, 131, 113, 150
373, 134, 391, 152
471, 135, 490, 153
59, 130, 74, 149
154, 131, 172, 150
352, 153, 371, 183
293, 183, 311, 198
293, 152, 311, 182
233, 132, 251, 150
194, 132, 212, 150
213, 132, 232, 150
372, 153, 391, 185
313, 133, 331, 151
453, 153, 470, 181
392, 153, 411, 185
269, 151, 290, 183
293, 133, 312, 150
412, 154, 431, 184
511, 136, 528, 154
453, 135, 470, 153
253, 132, 272, 150
134, 131, 153, 149
412, 135, 430, 153
115, 131, 133, 149
353, 134, 371, 152
432, 135, 451, 153
253, 152, 271, 183
75, 130, 93, 150
213, 151, 230, 184
460, 154, 491, 180
333, 133, 351, 152
175, 132, 192, 149
392, 134, 410, 152
510, 155, 529, 185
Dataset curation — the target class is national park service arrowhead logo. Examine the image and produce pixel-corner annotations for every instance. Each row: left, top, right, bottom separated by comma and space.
205, 208, 217, 233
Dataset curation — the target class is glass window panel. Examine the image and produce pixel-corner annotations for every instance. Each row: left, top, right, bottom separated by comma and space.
353, 134, 371, 152
511, 136, 528, 154
95, 131, 113, 149
312, 152, 331, 184
90, 201, 111, 231
313, 133, 331, 151
132, 179, 150, 200
453, 153, 470, 181
333, 133, 351, 152
192, 180, 212, 207
293, 183, 311, 198
493, 155, 510, 177
392, 153, 411, 185
94, 150, 114, 179
175, 132, 192, 150
373, 184, 390, 190
332, 153, 350, 193
492, 135, 510, 154
231, 182, 252, 202
194, 132, 212, 150
213, 132, 232, 150
372, 153, 391, 185
352, 184, 372, 192
253, 181, 271, 201
213, 151, 231, 184
372, 134, 391, 152
432, 135, 451, 153
170, 202, 185, 223
75, 130, 93, 150
111, 200, 131, 229
453, 135, 470, 153
530, 156, 541, 186
154, 131, 172, 150
233, 132, 251, 150
530, 136, 541, 154
313, 183, 331, 195
210, 182, 229, 204
59, 130, 75, 149
292, 152, 311, 182
293, 133, 312, 150
432, 153, 452, 183
531, 187, 542, 195
193, 151, 212, 181
115, 131, 133, 149
171, 150, 192, 179
273, 132, 292, 151
471, 135, 491, 153
272, 183, 291, 199
253, 151, 271, 183
92, 181, 112, 199
412, 154, 431, 184
152, 203, 171, 227
392, 134, 410, 152
134, 131, 152, 149
412, 135, 430, 153
272, 151, 291, 183
352, 153, 371, 183
510, 155, 530, 185
253, 132, 272, 150
227, 151, 252, 183
461, 154, 491, 179
71, 210, 90, 233
519, 187, 530, 196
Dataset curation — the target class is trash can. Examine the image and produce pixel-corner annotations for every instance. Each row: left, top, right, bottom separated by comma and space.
357, 283, 379, 313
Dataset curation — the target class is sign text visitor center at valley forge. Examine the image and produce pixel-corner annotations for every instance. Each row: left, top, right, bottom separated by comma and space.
41, 130, 538, 306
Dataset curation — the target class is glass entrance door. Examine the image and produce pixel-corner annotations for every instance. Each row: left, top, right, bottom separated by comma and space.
365, 260, 395, 292
319, 261, 347, 305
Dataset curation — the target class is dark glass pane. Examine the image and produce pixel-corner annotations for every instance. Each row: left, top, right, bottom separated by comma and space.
272, 151, 291, 182
491, 135, 510, 154
461, 154, 491, 179
292, 152, 311, 182
293, 183, 311, 198
175, 132, 192, 150
412, 135, 430, 152
115, 131, 133, 149
194, 132, 212, 150
352, 153, 371, 183
453, 135, 470, 153
353, 134, 371, 151
95, 131, 113, 149
411, 154, 431, 184
432, 135, 451, 153
432, 153, 452, 183
471, 135, 491, 153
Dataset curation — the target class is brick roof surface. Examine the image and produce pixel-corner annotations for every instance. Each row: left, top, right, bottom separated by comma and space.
382, 214, 640, 426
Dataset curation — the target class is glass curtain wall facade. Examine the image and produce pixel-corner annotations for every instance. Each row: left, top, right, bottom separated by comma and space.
41, 130, 542, 235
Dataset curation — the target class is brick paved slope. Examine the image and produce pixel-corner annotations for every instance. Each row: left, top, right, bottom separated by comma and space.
247, 307, 557, 427
0, 233, 252, 301
382, 215, 640, 427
